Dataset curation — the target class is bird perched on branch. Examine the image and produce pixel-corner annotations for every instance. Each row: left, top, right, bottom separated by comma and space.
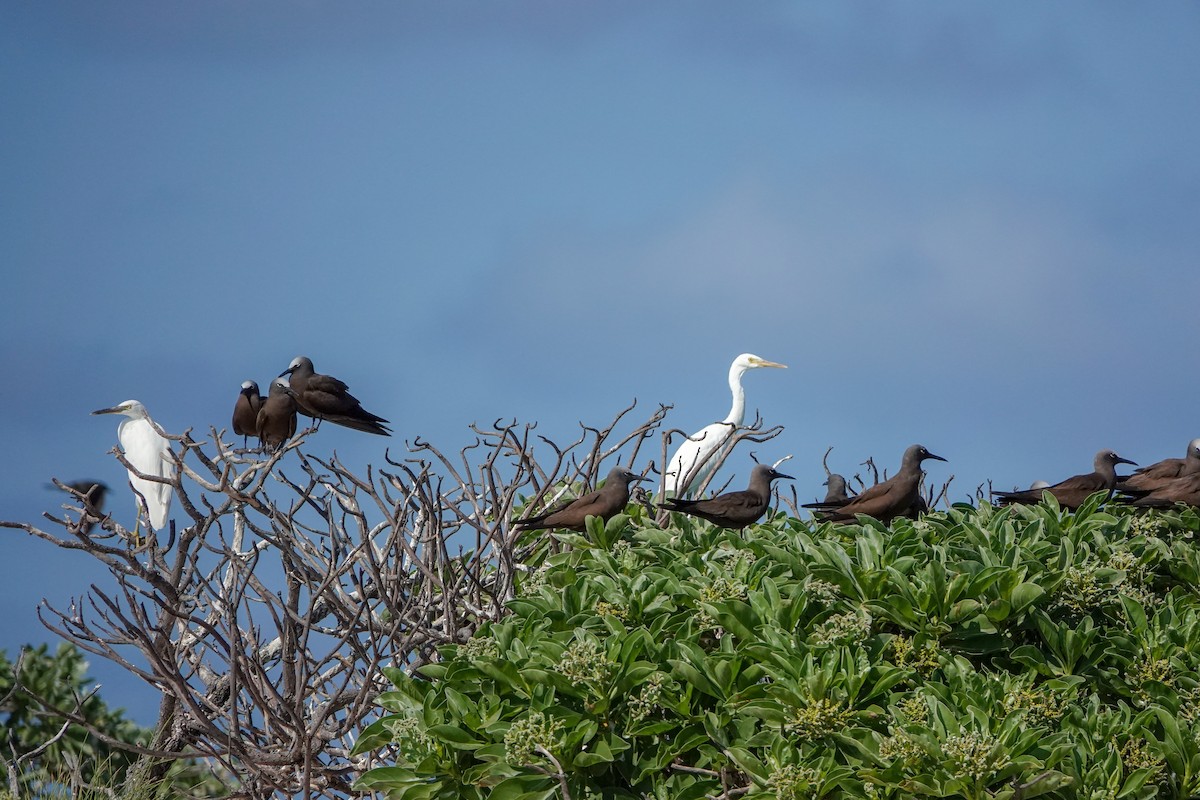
257, 377, 298, 453
280, 356, 391, 436
232, 380, 263, 449
1117, 438, 1200, 495
91, 400, 175, 534
659, 463, 792, 529
805, 444, 946, 524
512, 466, 648, 532
992, 449, 1136, 510
664, 353, 786, 497
821, 473, 850, 504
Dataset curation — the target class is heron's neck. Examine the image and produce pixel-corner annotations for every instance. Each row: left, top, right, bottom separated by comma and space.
723, 366, 747, 425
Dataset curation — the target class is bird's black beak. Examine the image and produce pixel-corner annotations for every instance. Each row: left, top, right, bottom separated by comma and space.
632, 474, 650, 483
279, 365, 297, 378
1116, 456, 1137, 467
773, 470, 794, 480
926, 452, 947, 463
91, 407, 119, 416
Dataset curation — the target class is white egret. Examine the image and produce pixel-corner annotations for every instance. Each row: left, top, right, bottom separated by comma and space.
92, 400, 176, 533
664, 353, 787, 497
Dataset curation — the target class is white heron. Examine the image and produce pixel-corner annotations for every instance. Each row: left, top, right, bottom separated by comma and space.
664, 353, 787, 497
92, 400, 176, 534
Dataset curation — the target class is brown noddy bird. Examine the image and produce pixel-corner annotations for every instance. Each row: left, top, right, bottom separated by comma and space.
513, 466, 648, 532
256, 376, 298, 453
1117, 438, 1200, 494
803, 444, 946, 523
1124, 471, 1200, 509
232, 380, 263, 448
993, 449, 1136, 510
279, 356, 391, 436
821, 473, 850, 504
52, 480, 109, 535
659, 463, 793, 529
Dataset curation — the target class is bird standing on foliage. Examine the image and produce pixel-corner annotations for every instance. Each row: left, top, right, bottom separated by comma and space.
232, 380, 263, 449
280, 356, 391, 436
664, 353, 786, 497
992, 449, 1136, 510
91, 400, 175, 533
659, 463, 792, 529
804, 444, 946, 524
512, 466, 648, 532
1118, 438, 1200, 494
821, 473, 850, 504
257, 377, 298, 453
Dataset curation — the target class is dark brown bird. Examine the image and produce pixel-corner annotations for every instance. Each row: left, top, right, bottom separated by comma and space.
1118, 438, 1200, 495
659, 463, 793, 529
993, 449, 1136, 510
821, 473, 850, 504
804, 444, 946, 524
232, 380, 263, 448
51, 480, 109, 535
280, 356, 391, 436
256, 377, 298, 453
1125, 471, 1200, 509
513, 466, 648, 532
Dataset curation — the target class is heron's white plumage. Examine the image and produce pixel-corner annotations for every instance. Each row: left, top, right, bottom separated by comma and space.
94, 400, 175, 531
664, 353, 786, 497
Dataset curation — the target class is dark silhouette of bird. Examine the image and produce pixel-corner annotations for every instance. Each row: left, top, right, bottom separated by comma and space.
804, 444, 946, 524
52, 480, 109, 535
821, 473, 850, 504
659, 463, 792, 529
280, 356, 391, 436
1124, 471, 1200, 509
232, 380, 263, 449
1117, 438, 1200, 495
256, 377, 298, 453
513, 466, 648, 532
993, 449, 1136, 510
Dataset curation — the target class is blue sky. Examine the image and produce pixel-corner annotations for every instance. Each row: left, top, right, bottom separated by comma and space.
3, 2, 1199, 722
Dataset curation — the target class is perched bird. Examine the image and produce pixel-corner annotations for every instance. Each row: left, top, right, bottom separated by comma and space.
280, 356, 391, 436
659, 463, 793, 529
512, 466, 648, 532
993, 449, 1136, 510
664, 353, 786, 496
804, 444, 946, 524
1124, 471, 1200, 509
821, 473, 850, 504
256, 377, 298, 453
232, 380, 263, 448
92, 400, 175, 532
1118, 438, 1200, 494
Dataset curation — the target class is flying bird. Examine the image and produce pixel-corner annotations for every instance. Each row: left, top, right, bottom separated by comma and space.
1117, 438, 1200, 495
992, 449, 1136, 510
92, 400, 176, 534
512, 466, 648, 532
52, 480, 109, 535
804, 444, 946, 524
279, 356, 391, 436
659, 463, 792, 529
232, 380, 263, 449
664, 353, 786, 497
256, 377, 298, 453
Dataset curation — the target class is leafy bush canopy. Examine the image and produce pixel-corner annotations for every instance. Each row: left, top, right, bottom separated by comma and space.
355, 497, 1200, 799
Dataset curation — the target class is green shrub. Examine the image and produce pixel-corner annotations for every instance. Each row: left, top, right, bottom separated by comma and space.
355, 499, 1200, 799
